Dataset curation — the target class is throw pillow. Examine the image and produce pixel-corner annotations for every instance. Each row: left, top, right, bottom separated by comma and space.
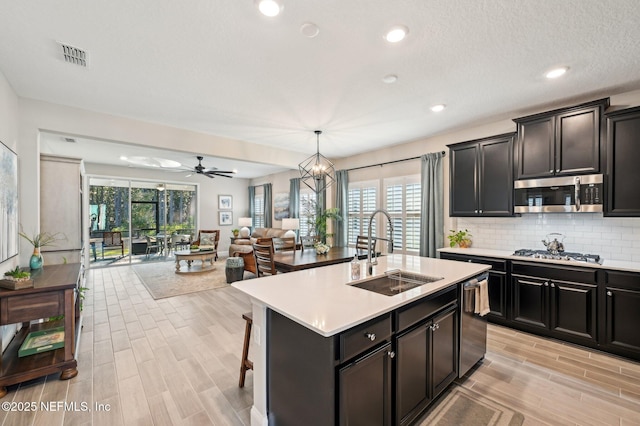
200, 232, 217, 246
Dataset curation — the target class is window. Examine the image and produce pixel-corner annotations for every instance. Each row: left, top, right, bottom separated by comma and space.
299, 190, 317, 237
254, 190, 265, 228
385, 176, 421, 253
347, 181, 378, 245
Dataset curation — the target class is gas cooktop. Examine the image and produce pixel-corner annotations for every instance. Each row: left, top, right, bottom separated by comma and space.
513, 249, 602, 264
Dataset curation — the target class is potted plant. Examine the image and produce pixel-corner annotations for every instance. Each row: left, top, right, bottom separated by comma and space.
232, 229, 240, 238
301, 199, 342, 244
1, 266, 33, 290
19, 231, 66, 270
448, 229, 472, 248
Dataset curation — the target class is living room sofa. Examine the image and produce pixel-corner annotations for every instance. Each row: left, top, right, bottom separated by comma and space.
229, 227, 288, 274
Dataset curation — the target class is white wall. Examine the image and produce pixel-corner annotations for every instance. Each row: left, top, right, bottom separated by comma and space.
256, 88, 640, 261
0, 71, 20, 351
86, 163, 250, 255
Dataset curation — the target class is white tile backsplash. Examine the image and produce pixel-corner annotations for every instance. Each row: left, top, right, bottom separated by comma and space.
454, 213, 640, 262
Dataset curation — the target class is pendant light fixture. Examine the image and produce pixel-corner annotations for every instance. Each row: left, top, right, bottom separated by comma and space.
299, 130, 336, 194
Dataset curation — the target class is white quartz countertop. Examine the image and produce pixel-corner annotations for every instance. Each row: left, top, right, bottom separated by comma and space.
232, 254, 489, 337
437, 247, 640, 273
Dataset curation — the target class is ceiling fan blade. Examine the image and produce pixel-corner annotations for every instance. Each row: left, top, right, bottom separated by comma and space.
202, 172, 215, 178
211, 172, 234, 178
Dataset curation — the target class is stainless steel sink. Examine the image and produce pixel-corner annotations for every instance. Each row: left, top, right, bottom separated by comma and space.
350, 270, 443, 296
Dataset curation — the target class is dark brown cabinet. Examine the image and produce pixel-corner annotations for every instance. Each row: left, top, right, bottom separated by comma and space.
605, 106, 640, 216
514, 98, 608, 179
603, 270, 640, 360
396, 305, 457, 426
448, 133, 515, 217
339, 343, 393, 426
511, 261, 598, 346
439, 253, 509, 324
267, 285, 463, 426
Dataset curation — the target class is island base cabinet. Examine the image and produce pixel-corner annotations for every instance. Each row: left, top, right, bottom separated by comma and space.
338, 343, 392, 426
267, 310, 336, 426
396, 306, 458, 426
431, 307, 458, 397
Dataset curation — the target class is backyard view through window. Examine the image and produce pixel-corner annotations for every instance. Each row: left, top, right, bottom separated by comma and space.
89, 178, 197, 266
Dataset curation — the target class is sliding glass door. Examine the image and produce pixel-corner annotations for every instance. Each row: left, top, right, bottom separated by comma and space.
87, 177, 197, 268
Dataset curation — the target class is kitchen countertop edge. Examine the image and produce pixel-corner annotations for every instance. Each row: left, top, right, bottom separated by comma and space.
437, 247, 640, 273
232, 254, 490, 337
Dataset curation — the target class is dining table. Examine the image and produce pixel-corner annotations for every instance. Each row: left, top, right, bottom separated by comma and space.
273, 246, 366, 273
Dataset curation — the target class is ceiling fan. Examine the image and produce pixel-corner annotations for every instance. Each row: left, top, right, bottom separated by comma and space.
188, 156, 235, 179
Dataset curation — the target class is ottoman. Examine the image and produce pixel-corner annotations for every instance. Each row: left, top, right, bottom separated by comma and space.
226, 257, 245, 283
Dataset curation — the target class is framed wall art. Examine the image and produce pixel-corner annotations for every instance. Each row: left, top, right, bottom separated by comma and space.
0, 140, 19, 263
219, 211, 233, 226
218, 195, 232, 210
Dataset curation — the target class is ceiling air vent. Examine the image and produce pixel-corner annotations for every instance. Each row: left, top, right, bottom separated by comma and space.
59, 42, 87, 67
62, 137, 76, 143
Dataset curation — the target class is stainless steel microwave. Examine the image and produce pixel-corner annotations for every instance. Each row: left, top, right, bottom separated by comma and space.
514, 174, 603, 213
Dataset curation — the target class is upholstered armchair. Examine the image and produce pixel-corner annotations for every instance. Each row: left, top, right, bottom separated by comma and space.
193, 229, 220, 261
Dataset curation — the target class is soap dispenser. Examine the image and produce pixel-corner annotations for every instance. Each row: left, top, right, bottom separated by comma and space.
350, 255, 361, 280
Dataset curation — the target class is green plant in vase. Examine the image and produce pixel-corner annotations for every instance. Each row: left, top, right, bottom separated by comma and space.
19, 230, 66, 270
3, 266, 30, 281
448, 229, 472, 248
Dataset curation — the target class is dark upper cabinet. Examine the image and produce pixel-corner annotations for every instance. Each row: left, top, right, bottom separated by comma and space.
514, 98, 609, 179
605, 106, 640, 216
448, 133, 515, 217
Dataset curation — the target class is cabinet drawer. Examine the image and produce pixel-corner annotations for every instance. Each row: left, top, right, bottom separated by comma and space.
340, 314, 392, 362
441, 253, 506, 272
511, 261, 598, 284
1, 292, 64, 324
604, 270, 640, 289
396, 287, 457, 331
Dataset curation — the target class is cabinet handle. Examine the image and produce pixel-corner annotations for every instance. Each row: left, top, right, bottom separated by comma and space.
607, 291, 612, 296
430, 323, 440, 331
387, 350, 396, 359
468, 260, 472, 263
551, 283, 555, 288
544, 281, 549, 287
556, 169, 560, 173
479, 210, 483, 213
365, 333, 376, 341
549, 169, 554, 173
474, 210, 478, 213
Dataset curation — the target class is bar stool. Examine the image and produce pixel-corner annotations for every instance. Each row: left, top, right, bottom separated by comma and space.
239, 312, 253, 388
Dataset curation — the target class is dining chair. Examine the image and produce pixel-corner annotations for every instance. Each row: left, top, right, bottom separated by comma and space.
273, 236, 296, 252
299, 235, 320, 251
253, 241, 277, 277
356, 235, 376, 257
145, 236, 162, 257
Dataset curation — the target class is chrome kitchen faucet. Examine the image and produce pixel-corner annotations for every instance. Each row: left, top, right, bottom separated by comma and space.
366, 209, 394, 275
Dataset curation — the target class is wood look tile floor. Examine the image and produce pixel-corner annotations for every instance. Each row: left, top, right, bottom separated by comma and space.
0, 264, 639, 425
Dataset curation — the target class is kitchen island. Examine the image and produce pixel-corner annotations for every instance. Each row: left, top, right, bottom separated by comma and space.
232, 254, 489, 426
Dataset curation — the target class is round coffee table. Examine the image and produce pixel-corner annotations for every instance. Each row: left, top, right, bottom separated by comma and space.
174, 250, 216, 274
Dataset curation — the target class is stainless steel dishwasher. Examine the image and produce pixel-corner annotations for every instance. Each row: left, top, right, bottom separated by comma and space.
459, 273, 489, 377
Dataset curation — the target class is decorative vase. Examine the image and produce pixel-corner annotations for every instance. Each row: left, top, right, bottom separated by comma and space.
30, 248, 44, 270
458, 240, 472, 249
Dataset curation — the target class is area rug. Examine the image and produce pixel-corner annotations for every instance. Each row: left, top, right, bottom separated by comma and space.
419, 386, 524, 426
133, 258, 246, 299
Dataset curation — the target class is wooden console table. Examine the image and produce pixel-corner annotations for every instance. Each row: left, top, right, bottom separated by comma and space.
0, 263, 81, 397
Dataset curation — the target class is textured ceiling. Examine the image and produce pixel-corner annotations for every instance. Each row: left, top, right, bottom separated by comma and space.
2, 0, 640, 171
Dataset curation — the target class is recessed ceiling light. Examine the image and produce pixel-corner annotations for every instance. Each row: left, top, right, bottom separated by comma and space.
385, 25, 409, 43
382, 74, 398, 84
545, 67, 569, 79
300, 22, 320, 38
431, 104, 446, 112
256, 0, 283, 17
